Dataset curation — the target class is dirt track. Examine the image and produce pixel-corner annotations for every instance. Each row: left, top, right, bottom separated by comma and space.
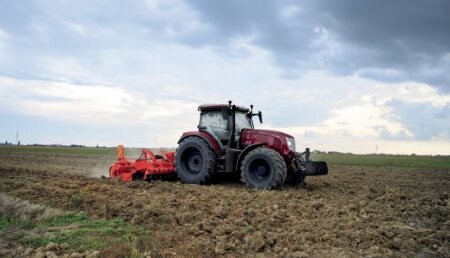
0, 151, 449, 257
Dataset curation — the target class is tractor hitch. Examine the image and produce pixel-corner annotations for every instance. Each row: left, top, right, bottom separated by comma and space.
304, 161, 328, 176
296, 148, 328, 176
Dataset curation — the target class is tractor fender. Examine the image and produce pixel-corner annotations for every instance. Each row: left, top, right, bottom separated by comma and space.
178, 131, 221, 153
235, 143, 268, 172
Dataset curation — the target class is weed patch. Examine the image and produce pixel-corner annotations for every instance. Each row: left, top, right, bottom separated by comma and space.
68, 195, 83, 209
0, 193, 66, 222
0, 195, 150, 255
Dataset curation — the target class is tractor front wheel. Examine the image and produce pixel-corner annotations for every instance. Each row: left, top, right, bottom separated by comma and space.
241, 148, 287, 189
175, 137, 217, 184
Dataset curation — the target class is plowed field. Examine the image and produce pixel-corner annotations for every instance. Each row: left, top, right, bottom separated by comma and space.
0, 148, 448, 257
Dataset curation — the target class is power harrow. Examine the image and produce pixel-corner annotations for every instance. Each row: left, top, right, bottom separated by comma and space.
109, 145, 177, 181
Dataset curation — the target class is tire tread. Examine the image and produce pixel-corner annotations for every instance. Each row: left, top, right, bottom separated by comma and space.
240, 147, 287, 189
174, 137, 216, 184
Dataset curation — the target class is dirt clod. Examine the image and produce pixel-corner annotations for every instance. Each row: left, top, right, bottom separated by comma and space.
34, 251, 46, 258
60, 243, 70, 250
245, 231, 266, 252
46, 251, 58, 258
45, 242, 59, 251
214, 242, 226, 255
87, 250, 100, 258
69, 252, 83, 258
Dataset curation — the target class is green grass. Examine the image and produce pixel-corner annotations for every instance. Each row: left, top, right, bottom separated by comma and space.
0, 145, 448, 169
0, 212, 149, 253
313, 153, 450, 169
68, 195, 83, 209
0, 215, 33, 230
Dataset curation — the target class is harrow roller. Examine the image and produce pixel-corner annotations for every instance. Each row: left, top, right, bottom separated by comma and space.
109, 145, 176, 182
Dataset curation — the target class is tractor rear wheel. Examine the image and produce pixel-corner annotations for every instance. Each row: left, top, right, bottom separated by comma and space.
240, 148, 287, 189
175, 137, 217, 184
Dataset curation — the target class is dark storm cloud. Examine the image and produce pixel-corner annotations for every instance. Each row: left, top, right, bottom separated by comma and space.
183, 0, 450, 91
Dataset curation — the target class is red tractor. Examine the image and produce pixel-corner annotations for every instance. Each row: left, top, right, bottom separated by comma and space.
175, 101, 328, 189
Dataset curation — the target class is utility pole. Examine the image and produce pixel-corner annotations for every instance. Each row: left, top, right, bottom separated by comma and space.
16, 130, 19, 145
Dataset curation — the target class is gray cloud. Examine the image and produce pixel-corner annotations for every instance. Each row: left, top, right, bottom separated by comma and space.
2, 0, 448, 92
183, 0, 450, 91
387, 100, 449, 140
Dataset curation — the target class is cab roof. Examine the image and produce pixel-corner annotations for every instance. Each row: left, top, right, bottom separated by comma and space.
198, 104, 250, 112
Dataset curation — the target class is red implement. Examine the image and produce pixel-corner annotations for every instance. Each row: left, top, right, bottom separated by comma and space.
109, 145, 176, 182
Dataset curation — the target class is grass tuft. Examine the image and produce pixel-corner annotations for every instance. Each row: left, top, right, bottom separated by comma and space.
0, 193, 66, 222
0, 194, 150, 254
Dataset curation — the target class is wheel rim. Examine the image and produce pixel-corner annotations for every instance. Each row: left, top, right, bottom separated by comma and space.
249, 158, 271, 180
181, 147, 203, 175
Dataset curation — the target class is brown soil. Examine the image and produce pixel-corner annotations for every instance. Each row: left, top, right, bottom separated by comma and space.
0, 151, 449, 257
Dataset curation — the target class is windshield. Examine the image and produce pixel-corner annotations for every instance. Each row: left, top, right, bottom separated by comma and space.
199, 111, 229, 141
235, 112, 253, 132
199, 111, 253, 140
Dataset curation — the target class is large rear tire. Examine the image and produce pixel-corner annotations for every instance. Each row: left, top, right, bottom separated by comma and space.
175, 137, 217, 184
240, 148, 287, 189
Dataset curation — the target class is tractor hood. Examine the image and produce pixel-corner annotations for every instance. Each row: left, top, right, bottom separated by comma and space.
243, 129, 294, 139
241, 129, 295, 156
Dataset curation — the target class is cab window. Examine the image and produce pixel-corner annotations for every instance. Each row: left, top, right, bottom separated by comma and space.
199, 111, 229, 141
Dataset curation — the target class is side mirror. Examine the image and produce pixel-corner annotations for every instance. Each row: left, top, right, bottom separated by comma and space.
258, 111, 263, 123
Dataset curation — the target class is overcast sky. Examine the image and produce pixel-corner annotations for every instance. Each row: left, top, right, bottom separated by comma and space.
0, 0, 449, 154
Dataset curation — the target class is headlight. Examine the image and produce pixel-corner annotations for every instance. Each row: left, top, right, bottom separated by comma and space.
286, 137, 296, 151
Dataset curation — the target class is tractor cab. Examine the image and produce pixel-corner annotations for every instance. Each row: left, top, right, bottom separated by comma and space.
197, 103, 261, 148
